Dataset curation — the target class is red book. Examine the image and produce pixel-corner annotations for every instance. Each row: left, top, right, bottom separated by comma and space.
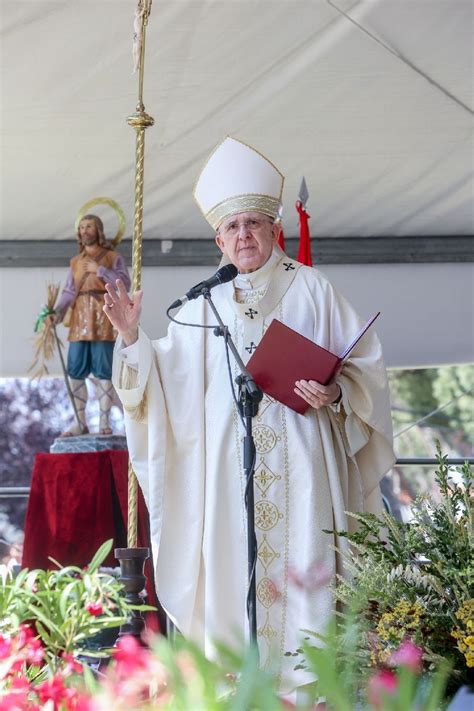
246, 313, 380, 414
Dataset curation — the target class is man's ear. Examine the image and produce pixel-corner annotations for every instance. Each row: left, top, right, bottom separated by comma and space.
215, 233, 225, 253
271, 221, 281, 244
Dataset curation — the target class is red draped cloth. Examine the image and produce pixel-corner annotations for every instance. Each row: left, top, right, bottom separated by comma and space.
296, 200, 313, 267
22, 450, 161, 632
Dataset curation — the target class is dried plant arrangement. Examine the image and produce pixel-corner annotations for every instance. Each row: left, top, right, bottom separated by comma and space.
29, 283, 61, 379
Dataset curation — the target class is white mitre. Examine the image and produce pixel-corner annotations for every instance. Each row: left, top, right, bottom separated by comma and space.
193, 137, 284, 230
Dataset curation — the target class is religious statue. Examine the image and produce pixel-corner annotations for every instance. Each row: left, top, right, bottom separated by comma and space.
46, 213, 130, 436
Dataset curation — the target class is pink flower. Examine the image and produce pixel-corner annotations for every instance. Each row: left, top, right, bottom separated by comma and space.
9, 657, 26, 674
25, 637, 44, 666
10, 677, 30, 693
17, 625, 35, 648
0, 676, 31, 711
367, 668, 398, 708
85, 601, 103, 616
61, 652, 83, 676
37, 674, 68, 706
64, 686, 79, 705
390, 638, 424, 673
74, 695, 97, 711
0, 692, 30, 711
288, 560, 332, 591
0, 634, 12, 660
113, 635, 151, 677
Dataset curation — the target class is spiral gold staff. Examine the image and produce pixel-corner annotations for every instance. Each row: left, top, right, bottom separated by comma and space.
127, 0, 154, 548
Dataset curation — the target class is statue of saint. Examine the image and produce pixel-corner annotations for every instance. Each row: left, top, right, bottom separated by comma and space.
47, 214, 130, 436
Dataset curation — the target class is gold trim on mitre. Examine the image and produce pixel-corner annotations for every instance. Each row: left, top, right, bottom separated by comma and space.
207, 194, 281, 231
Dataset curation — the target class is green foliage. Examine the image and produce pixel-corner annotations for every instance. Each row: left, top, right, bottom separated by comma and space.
0, 525, 469, 708
0, 539, 135, 668
146, 637, 283, 711
388, 365, 473, 451
389, 369, 441, 425
330, 445, 473, 688
433, 365, 474, 441
301, 616, 451, 711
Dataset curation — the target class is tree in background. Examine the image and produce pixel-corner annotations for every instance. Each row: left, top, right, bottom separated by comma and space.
387, 365, 473, 514
0, 378, 124, 538
0, 378, 69, 537
434, 364, 473, 445
389, 365, 473, 455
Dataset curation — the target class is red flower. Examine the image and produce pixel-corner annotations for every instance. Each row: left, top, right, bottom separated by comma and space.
0, 692, 30, 711
17, 625, 35, 648
390, 638, 424, 674
113, 635, 150, 676
11, 677, 30, 691
0, 634, 12, 660
0, 675, 34, 710
367, 668, 398, 708
37, 674, 68, 706
61, 652, 83, 676
85, 601, 103, 616
25, 637, 44, 666
74, 695, 96, 711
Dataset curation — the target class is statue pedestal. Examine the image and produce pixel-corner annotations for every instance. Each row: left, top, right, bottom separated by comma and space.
50, 434, 127, 454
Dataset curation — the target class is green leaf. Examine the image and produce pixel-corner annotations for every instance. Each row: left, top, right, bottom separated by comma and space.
30, 605, 66, 642
58, 581, 79, 619
87, 539, 114, 573
81, 663, 100, 693
424, 660, 451, 711
35, 619, 53, 646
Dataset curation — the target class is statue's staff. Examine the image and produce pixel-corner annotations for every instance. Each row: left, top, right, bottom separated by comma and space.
31, 298, 83, 432
52, 324, 83, 431
126, 0, 154, 548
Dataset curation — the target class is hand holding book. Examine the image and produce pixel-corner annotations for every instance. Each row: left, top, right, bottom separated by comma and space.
294, 363, 343, 410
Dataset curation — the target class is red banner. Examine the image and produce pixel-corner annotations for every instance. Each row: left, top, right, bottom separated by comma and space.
296, 200, 312, 266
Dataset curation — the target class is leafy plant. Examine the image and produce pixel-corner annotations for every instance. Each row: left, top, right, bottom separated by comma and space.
0, 625, 456, 710
0, 539, 142, 669
302, 617, 451, 710
328, 444, 473, 689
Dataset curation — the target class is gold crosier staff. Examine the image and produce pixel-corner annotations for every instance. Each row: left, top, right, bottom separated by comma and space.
126, 0, 154, 548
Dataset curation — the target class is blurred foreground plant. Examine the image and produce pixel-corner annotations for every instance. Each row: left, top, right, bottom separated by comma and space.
0, 539, 146, 671
301, 616, 450, 710
0, 624, 455, 710
327, 444, 473, 692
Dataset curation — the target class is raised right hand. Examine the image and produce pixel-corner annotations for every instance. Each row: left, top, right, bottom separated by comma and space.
104, 279, 143, 346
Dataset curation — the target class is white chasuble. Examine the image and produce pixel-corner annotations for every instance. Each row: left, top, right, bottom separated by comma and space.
112, 253, 395, 691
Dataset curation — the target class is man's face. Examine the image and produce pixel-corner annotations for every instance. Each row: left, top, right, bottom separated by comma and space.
79, 218, 99, 246
215, 211, 279, 273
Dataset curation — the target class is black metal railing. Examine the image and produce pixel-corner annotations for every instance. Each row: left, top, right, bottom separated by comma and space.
0, 458, 472, 501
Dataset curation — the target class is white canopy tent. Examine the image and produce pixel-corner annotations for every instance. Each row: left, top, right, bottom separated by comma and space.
0, 0, 473, 376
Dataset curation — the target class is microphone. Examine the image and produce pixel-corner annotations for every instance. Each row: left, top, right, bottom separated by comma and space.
169, 264, 238, 310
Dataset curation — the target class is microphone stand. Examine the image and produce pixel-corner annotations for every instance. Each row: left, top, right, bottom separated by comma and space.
202, 289, 263, 653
